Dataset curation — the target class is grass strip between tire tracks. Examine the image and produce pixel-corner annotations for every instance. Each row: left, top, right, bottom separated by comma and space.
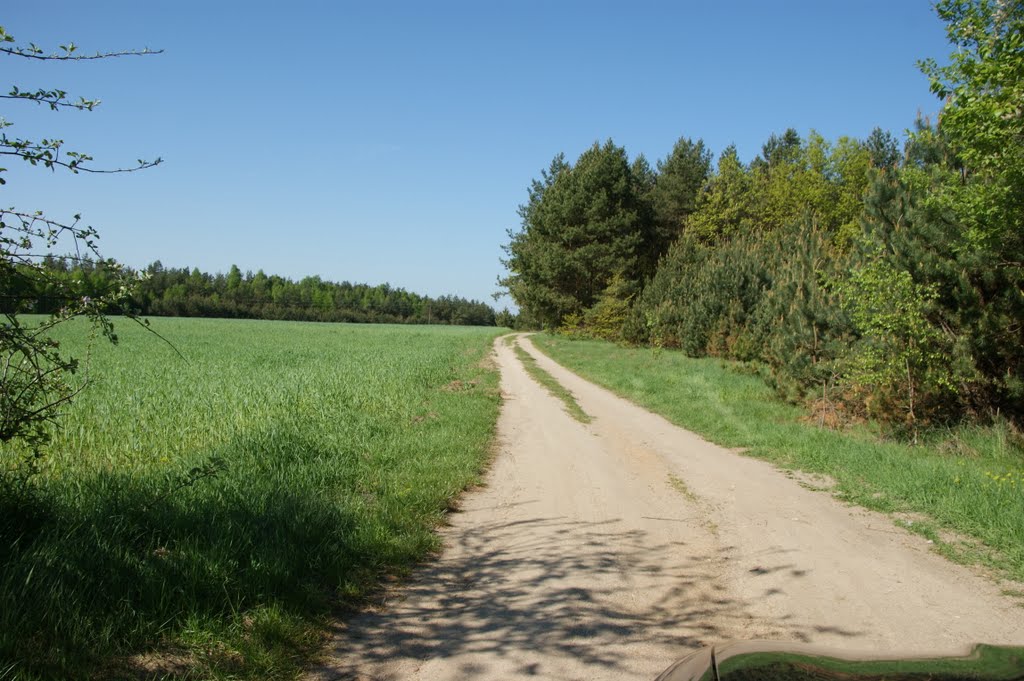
512, 339, 591, 424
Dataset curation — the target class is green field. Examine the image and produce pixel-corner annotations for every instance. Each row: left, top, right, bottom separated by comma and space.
0, 318, 504, 679
531, 335, 1024, 584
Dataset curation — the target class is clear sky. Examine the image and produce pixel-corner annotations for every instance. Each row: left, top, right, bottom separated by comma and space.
4, 1, 952, 307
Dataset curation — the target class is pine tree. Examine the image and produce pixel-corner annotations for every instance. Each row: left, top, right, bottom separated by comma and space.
499, 141, 651, 328
649, 137, 712, 257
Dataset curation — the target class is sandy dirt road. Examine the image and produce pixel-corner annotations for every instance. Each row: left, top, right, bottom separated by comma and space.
307, 334, 1024, 681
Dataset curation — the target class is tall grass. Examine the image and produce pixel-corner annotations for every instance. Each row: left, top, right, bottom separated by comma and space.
531, 335, 1024, 582
0, 318, 503, 679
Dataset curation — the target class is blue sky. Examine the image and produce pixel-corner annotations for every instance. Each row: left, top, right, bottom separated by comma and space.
4, 1, 952, 307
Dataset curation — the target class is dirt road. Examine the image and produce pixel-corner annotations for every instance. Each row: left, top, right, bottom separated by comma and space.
307, 334, 1024, 681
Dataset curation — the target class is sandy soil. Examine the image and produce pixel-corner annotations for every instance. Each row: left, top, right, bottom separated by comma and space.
306, 334, 1024, 681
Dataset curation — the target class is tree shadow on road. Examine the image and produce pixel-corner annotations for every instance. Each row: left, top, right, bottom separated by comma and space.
310, 512, 851, 680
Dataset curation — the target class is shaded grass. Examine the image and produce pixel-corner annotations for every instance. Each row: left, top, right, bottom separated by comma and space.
0, 318, 503, 680
513, 339, 591, 423
531, 335, 1024, 582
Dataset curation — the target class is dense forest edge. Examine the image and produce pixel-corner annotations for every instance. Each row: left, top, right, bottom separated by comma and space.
499, 1, 1024, 438
6, 259, 503, 326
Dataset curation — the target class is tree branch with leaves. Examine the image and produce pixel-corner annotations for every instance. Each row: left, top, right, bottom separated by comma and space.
0, 24, 161, 480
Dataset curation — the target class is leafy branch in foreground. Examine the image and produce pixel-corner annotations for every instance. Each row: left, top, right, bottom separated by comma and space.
0, 24, 162, 61
0, 25, 162, 184
1, 208, 137, 460
0, 24, 160, 479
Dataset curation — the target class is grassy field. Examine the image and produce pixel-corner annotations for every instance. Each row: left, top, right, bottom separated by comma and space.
0, 318, 504, 680
531, 335, 1024, 584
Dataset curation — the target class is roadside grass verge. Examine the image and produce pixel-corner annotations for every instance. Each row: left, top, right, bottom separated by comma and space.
0, 318, 503, 680
512, 339, 591, 423
531, 334, 1024, 582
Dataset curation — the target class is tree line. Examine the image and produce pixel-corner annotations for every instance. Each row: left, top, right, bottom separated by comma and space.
13, 258, 499, 326
501, 0, 1023, 435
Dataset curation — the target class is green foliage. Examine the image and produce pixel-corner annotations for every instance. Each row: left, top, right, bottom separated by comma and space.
678, 234, 771, 359
628, 58, 1021, 431
854, 135, 1023, 424
0, 27, 159, 472
687, 145, 755, 241
0, 319, 503, 679
9, 258, 497, 325
500, 141, 651, 328
582, 277, 635, 342
624, 233, 696, 347
758, 128, 803, 168
865, 127, 901, 169
631, 117, 1020, 428
893, 0, 1024, 424
919, 0, 1024, 182
648, 137, 712, 258
509, 1, 1024, 434
828, 135, 876, 239
835, 254, 958, 432
559, 274, 636, 342
634, 217, 851, 405
750, 221, 854, 404
683, 132, 872, 245
495, 307, 517, 328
